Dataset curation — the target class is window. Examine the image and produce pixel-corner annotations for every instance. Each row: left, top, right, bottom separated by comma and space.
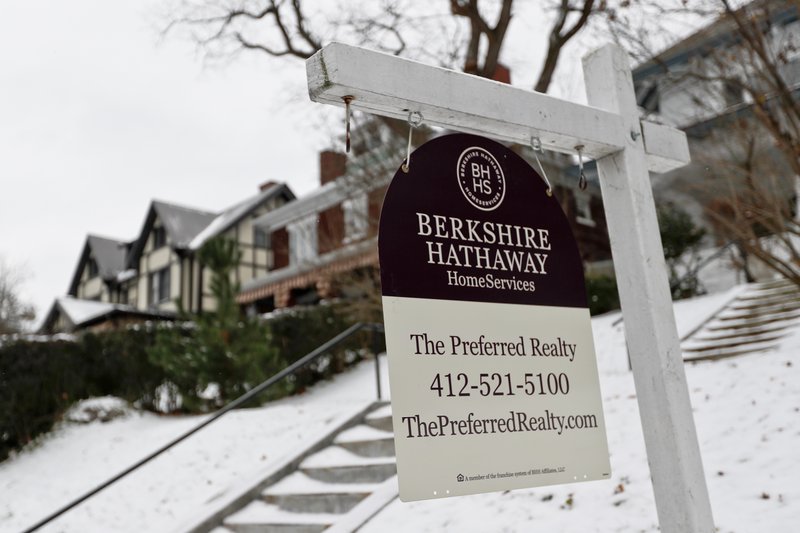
149, 267, 171, 305
722, 80, 743, 108
153, 226, 167, 249
343, 193, 368, 243
575, 191, 595, 227
287, 215, 318, 265
254, 227, 269, 248
87, 257, 99, 278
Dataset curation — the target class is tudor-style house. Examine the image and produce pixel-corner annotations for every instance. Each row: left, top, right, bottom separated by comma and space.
41, 181, 294, 333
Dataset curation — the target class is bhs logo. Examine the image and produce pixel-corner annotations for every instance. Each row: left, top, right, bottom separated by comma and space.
457, 147, 505, 211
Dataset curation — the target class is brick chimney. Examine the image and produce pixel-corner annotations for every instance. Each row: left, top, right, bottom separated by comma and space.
464, 63, 511, 85
492, 64, 511, 85
320, 150, 347, 185
259, 180, 277, 192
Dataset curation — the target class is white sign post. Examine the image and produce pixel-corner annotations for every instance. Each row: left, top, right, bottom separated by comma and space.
306, 43, 714, 532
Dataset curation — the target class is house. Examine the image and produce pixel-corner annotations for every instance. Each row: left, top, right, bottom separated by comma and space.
631, 0, 800, 238
124, 181, 293, 314
237, 120, 612, 314
237, 149, 388, 312
67, 234, 134, 304
42, 182, 295, 333
39, 297, 174, 334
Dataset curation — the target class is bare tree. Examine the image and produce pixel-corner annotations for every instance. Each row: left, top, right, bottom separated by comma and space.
167, 0, 611, 312
166, 0, 603, 92
0, 256, 35, 334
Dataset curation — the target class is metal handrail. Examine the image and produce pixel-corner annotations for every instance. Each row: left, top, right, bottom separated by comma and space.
21, 322, 385, 533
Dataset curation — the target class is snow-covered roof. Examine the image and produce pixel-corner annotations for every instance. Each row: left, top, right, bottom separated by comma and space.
56, 297, 124, 327
189, 183, 294, 251
39, 297, 175, 333
86, 235, 129, 279
116, 269, 137, 283
152, 201, 217, 249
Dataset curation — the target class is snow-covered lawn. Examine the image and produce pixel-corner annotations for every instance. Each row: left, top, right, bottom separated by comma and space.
2, 288, 798, 532
0, 363, 386, 533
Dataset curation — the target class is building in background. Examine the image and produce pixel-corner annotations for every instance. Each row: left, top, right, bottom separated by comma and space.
632, 1, 800, 239
41, 182, 294, 333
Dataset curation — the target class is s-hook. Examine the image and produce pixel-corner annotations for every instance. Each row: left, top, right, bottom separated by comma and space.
343, 95, 354, 153
401, 111, 424, 173
575, 145, 588, 191
530, 136, 553, 197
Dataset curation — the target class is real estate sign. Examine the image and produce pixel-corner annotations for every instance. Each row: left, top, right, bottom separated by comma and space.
379, 133, 611, 502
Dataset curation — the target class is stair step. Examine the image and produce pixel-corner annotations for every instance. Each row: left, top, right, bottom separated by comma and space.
300, 447, 397, 484
707, 311, 800, 330
691, 323, 787, 341
262, 472, 377, 514
224, 501, 336, 533
736, 285, 799, 301
720, 302, 800, 320
749, 279, 796, 290
210, 528, 236, 533
682, 333, 784, 353
685, 344, 776, 362
364, 404, 393, 432
334, 425, 395, 457
729, 292, 800, 310
683, 338, 778, 361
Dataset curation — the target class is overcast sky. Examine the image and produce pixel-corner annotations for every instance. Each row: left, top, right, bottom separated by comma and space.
0, 0, 611, 327
0, 0, 337, 325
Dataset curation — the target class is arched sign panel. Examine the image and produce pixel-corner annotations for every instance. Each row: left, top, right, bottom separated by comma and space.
379, 133, 610, 502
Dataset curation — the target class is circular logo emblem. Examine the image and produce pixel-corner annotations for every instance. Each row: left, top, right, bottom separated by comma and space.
457, 147, 505, 211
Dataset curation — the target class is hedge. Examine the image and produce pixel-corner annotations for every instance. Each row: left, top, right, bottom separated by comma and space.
0, 303, 381, 461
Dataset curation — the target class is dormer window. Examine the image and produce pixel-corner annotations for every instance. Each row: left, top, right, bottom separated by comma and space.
153, 226, 167, 249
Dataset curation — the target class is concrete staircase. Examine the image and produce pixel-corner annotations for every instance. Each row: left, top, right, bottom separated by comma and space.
681, 279, 800, 362
182, 402, 398, 533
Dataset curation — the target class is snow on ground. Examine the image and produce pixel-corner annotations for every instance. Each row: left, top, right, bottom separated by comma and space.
2, 287, 799, 532
363, 310, 800, 533
0, 361, 388, 533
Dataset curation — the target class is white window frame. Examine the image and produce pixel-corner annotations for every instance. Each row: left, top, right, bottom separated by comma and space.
288, 215, 318, 265
149, 267, 171, 306
342, 192, 369, 243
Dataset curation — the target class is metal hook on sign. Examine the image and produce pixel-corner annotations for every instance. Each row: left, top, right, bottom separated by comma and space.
401, 111, 424, 173
343, 95, 354, 153
575, 144, 588, 191
530, 136, 552, 197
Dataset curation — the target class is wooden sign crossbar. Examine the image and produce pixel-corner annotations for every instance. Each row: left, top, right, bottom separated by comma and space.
306, 43, 689, 173
306, 42, 715, 533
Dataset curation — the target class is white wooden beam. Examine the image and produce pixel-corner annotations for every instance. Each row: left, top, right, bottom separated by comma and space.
306, 42, 689, 172
583, 45, 715, 533
641, 121, 691, 174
